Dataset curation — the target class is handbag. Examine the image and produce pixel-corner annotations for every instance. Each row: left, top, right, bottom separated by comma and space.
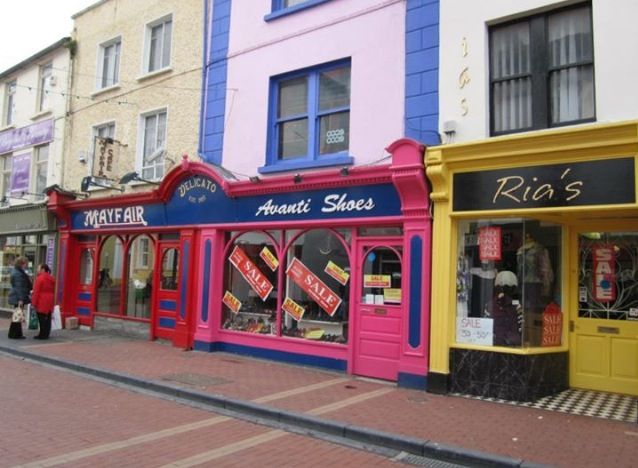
51, 305, 62, 331
28, 305, 39, 330
11, 307, 24, 323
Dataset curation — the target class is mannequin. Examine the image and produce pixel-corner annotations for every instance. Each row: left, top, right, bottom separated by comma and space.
486, 271, 522, 346
469, 261, 497, 317
516, 232, 554, 311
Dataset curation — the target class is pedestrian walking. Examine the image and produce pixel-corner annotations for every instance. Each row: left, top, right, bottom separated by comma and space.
8, 257, 32, 339
31, 263, 55, 340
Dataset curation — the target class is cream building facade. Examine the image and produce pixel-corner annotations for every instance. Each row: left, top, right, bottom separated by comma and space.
64, 0, 203, 197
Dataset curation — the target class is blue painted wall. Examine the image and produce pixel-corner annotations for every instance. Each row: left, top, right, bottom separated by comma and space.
405, 0, 440, 145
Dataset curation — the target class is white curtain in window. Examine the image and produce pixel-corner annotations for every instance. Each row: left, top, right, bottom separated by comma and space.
491, 23, 531, 133
548, 7, 594, 124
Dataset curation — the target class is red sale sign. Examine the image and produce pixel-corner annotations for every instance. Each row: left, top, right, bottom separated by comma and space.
479, 226, 501, 261
286, 257, 342, 316
229, 246, 273, 301
593, 245, 616, 302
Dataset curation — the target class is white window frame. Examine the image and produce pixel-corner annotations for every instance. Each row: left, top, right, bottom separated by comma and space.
143, 15, 173, 75
1, 154, 12, 198
33, 144, 49, 195
3, 80, 16, 126
38, 62, 53, 112
136, 237, 151, 268
97, 37, 121, 90
137, 108, 167, 181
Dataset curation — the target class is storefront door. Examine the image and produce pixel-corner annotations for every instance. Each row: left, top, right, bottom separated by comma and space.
571, 228, 638, 396
353, 242, 403, 381
153, 242, 180, 341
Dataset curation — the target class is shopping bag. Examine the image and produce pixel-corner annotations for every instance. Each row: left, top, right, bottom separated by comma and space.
11, 307, 24, 323
51, 305, 62, 331
28, 305, 39, 330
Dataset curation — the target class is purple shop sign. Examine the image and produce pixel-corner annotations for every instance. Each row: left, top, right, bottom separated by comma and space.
0, 119, 54, 154
46, 237, 56, 269
10, 152, 31, 195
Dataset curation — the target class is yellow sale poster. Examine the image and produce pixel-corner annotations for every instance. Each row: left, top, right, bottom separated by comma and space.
363, 274, 391, 288
324, 260, 349, 285
222, 290, 241, 314
282, 296, 305, 321
260, 246, 279, 271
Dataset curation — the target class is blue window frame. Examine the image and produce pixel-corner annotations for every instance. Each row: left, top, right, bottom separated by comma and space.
265, 0, 333, 22
261, 60, 353, 174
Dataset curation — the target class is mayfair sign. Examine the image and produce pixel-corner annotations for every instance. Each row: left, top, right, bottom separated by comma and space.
453, 158, 636, 211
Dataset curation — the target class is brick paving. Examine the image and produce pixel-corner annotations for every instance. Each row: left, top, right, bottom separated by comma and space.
1, 318, 636, 467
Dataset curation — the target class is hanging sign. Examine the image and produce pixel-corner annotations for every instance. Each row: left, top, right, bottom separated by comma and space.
229, 246, 273, 301
363, 274, 391, 288
286, 257, 341, 316
592, 245, 616, 302
282, 296, 305, 321
92, 137, 120, 180
223, 290, 241, 314
324, 261, 349, 285
479, 226, 501, 261
260, 247, 279, 271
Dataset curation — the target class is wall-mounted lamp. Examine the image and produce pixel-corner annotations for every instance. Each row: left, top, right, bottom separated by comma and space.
81, 176, 124, 192
249, 176, 261, 183
340, 167, 349, 177
293, 173, 302, 184
20, 191, 47, 200
119, 171, 160, 185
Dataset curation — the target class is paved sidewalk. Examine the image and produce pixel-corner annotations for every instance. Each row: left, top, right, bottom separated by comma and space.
1, 318, 636, 468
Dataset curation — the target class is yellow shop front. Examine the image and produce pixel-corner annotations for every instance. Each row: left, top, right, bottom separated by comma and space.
425, 121, 638, 400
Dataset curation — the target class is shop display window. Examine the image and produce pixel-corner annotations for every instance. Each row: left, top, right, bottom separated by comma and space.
97, 236, 124, 314
578, 232, 638, 321
282, 229, 350, 344
126, 235, 154, 318
456, 219, 562, 348
222, 231, 278, 335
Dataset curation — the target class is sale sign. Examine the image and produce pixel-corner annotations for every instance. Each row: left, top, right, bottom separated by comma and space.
260, 246, 279, 271
324, 260, 349, 285
286, 257, 342, 316
282, 297, 305, 321
223, 290, 241, 314
363, 275, 391, 288
478, 226, 501, 261
593, 245, 616, 302
229, 246, 273, 301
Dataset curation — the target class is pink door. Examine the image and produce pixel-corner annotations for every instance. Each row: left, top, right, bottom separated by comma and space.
353, 243, 403, 381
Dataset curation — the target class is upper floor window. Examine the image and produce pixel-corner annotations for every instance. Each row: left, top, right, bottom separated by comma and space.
38, 63, 53, 112
98, 38, 121, 89
3, 81, 16, 126
34, 144, 49, 195
267, 0, 332, 20
489, 4, 594, 135
263, 61, 351, 173
139, 108, 167, 180
144, 16, 172, 74
1, 155, 12, 198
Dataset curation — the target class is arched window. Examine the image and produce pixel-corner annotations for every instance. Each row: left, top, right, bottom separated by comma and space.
97, 236, 124, 314
160, 248, 179, 291
222, 231, 278, 335
126, 235, 155, 318
362, 246, 402, 304
283, 229, 350, 344
79, 249, 94, 285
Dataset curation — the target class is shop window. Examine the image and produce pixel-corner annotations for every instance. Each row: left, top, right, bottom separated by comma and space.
160, 248, 179, 291
126, 235, 154, 318
578, 232, 638, 321
97, 236, 124, 314
261, 60, 352, 174
361, 247, 402, 305
282, 229, 350, 343
456, 219, 562, 348
79, 249, 94, 285
222, 231, 278, 335
490, 4, 594, 135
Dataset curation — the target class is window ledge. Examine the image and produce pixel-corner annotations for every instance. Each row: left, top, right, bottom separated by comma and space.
0, 124, 15, 132
91, 84, 121, 98
30, 109, 52, 121
264, 0, 332, 21
136, 67, 172, 82
258, 154, 353, 174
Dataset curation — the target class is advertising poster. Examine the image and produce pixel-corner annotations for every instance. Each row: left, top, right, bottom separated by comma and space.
383, 288, 401, 304
229, 246, 274, 301
592, 245, 616, 302
259, 246, 279, 271
10, 152, 31, 195
478, 226, 502, 261
324, 260, 349, 285
286, 257, 341, 316
363, 274, 391, 288
456, 317, 493, 345
223, 290, 241, 314
282, 296, 305, 321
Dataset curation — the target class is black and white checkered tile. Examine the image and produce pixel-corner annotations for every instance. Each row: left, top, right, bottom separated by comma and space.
452, 389, 637, 424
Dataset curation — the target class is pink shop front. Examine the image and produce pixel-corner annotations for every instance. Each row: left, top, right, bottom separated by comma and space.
50, 140, 432, 387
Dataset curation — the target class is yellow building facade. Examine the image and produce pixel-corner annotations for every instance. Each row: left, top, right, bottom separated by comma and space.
426, 121, 638, 399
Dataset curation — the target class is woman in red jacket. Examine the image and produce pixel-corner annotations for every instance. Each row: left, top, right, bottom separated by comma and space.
31, 263, 56, 340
